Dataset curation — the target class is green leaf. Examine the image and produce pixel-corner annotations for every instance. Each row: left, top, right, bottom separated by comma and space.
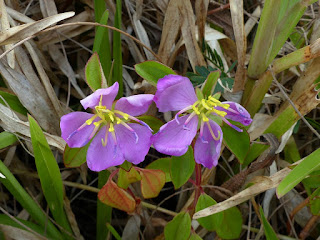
120, 160, 132, 171
135, 61, 176, 86
260, 207, 279, 240
0, 131, 17, 149
112, 0, 123, 98
310, 188, 320, 215
0, 214, 54, 239
97, 170, 112, 240
277, 148, 320, 198
93, 10, 111, 83
0, 160, 62, 238
171, 147, 195, 189
201, 71, 220, 98
28, 115, 72, 237
137, 115, 163, 133
85, 53, 105, 91
0, 90, 28, 115
146, 158, 172, 182
222, 123, 250, 164
164, 212, 191, 240
118, 167, 141, 189
63, 144, 89, 168
189, 233, 203, 240
243, 143, 269, 167
106, 223, 121, 240
195, 194, 222, 231
215, 207, 243, 239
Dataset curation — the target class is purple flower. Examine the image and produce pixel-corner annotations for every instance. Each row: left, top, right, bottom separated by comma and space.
60, 82, 154, 172
152, 75, 252, 169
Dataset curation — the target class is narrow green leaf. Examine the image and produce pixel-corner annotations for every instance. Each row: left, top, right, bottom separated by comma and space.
0, 90, 28, 115
93, 10, 111, 83
146, 158, 172, 182
28, 115, 72, 237
164, 212, 191, 240
94, 0, 105, 23
63, 144, 89, 168
195, 194, 222, 231
106, 223, 121, 240
0, 160, 62, 238
0, 131, 17, 149
260, 207, 279, 240
171, 147, 195, 189
135, 61, 176, 86
277, 148, 320, 197
221, 123, 250, 164
0, 214, 53, 239
310, 188, 320, 215
215, 207, 243, 239
96, 171, 112, 240
201, 71, 220, 98
112, 0, 123, 98
85, 53, 105, 91
189, 233, 203, 240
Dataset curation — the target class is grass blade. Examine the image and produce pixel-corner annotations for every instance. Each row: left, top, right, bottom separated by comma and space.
29, 115, 72, 239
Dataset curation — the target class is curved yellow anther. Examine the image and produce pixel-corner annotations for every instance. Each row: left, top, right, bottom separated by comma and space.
192, 101, 200, 115
201, 113, 209, 122
201, 99, 211, 110
86, 114, 98, 125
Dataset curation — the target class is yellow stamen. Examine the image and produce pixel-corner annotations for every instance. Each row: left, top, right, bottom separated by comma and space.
201, 99, 211, 110
192, 101, 200, 115
206, 121, 220, 141
109, 123, 115, 132
86, 115, 98, 125
201, 113, 209, 122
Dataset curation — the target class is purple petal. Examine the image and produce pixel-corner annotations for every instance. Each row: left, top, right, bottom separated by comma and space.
216, 101, 252, 126
194, 120, 222, 169
115, 123, 152, 165
154, 75, 197, 112
115, 94, 154, 116
60, 112, 96, 148
80, 82, 119, 110
152, 114, 198, 156
87, 126, 125, 171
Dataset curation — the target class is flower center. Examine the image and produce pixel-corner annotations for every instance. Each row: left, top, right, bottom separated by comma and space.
192, 96, 229, 122
69, 95, 151, 147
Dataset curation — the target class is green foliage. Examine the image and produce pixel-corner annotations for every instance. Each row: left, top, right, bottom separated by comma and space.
201, 71, 220, 98
171, 147, 195, 189
112, 0, 123, 98
187, 65, 234, 94
28, 115, 72, 238
0, 158, 62, 238
93, 10, 111, 81
0, 90, 28, 115
215, 207, 243, 239
85, 53, 106, 91
277, 148, 320, 197
63, 143, 89, 168
106, 223, 122, 240
195, 194, 222, 231
221, 123, 250, 164
310, 187, 320, 215
134, 61, 176, 86
164, 212, 191, 240
260, 207, 279, 240
97, 171, 112, 240
146, 157, 172, 182
0, 131, 17, 149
